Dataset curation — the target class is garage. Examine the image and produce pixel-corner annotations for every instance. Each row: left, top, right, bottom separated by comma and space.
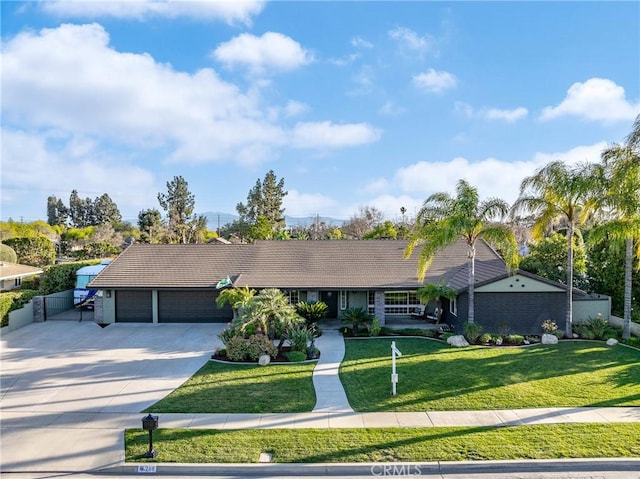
116, 290, 152, 323
158, 290, 231, 323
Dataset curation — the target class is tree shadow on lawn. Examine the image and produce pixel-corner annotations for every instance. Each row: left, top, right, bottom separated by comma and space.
339, 338, 640, 411
144, 361, 316, 414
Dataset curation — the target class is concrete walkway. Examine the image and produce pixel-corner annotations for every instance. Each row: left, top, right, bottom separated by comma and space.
311, 329, 353, 412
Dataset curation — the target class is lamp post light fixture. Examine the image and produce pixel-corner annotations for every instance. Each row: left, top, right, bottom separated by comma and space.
141, 414, 159, 458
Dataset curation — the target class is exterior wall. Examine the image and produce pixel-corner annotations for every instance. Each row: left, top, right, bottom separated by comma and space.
609, 315, 640, 337
5, 300, 34, 333
458, 291, 566, 335
475, 274, 564, 293
102, 292, 116, 324
573, 296, 611, 323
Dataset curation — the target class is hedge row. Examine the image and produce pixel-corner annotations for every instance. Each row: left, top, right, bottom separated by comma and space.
38, 260, 102, 295
0, 290, 39, 328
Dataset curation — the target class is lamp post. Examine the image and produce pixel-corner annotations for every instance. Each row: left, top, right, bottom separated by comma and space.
141, 414, 159, 458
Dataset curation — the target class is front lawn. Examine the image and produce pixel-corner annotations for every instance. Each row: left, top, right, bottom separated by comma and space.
340, 339, 640, 411
145, 360, 316, 414
125, 423, 640, 463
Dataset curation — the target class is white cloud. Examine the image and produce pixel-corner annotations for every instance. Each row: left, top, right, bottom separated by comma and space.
291, 121, 382, 150
283, 100, 309, 118
541, 78, 640, 122
351, 36, 373, 49
284, 190, 339, 217
483, 107, 528, 123
213, 32, 313, 73
532, 142, 607, 167
393, 142, 606, 206
379, 100, 406, 116
454, 101, 474, 118
41, 0, 265, 25
454, 102, 528, 122
1, 128, 157, 217
413, 69, 457, 93
362, 178, 390, 194
1, 23, 375, 171
388, 27, 434, 55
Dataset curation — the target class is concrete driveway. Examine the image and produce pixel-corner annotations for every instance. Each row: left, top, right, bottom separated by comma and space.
0, 320, 225, 472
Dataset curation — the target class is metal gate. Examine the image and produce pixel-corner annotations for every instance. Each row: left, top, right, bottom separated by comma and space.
44, 295, 74, 319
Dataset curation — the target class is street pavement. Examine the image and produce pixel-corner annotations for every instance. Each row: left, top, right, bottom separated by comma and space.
1, 320, 638, 477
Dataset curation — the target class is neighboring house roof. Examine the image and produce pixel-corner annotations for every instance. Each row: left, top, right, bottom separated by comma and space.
0, 262, 43, 281
89, 239, 509, 291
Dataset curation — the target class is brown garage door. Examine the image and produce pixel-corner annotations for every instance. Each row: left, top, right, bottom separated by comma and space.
158, 290, 230, 323
116, 290, 152, 323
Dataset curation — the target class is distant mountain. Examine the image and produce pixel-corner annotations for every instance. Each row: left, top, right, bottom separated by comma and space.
202, 212, 346, 229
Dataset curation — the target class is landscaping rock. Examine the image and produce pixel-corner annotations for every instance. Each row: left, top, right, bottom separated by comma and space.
606, 338, 618, 346
542, 333, 558, 345
258, 354, 271, 366
447, 335, 469, 348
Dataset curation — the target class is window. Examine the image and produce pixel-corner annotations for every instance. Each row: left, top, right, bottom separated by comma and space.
14, 278, 22, 287
285, 290, 299, 305
449, 297, 457, 315
339, 290, 347, 310
378, 291, 422, 315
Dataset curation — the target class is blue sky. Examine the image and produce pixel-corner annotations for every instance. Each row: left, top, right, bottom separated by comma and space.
2, 1, 639, 225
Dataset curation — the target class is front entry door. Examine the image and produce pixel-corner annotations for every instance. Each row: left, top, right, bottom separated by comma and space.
320, 291, 339, 319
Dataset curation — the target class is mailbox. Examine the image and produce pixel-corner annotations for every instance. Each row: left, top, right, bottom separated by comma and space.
142, 414, 158, 431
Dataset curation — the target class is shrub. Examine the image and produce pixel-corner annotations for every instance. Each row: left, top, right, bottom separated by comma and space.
584, 315, 612, 340
225, 336, 252, 361
479, 332, 493, 344
541, 320, 558, 334
369, 317, 381, 337
463, 322, 483, 344
624, 336, 640, 349
285, 351, 307, 362
246, 334, 278, 360
341, 307, 372, 335
218, 327, 240, 346
295, 301, 329, 327
504, 334, 525, 345
1, 290, 39, 328
284, 325, 313, 353
441, 332, 455, 341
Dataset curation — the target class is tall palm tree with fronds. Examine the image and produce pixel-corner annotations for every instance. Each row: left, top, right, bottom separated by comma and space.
513, 161, 598, 338
405, 179, 519, 324
591, 115, 640, 339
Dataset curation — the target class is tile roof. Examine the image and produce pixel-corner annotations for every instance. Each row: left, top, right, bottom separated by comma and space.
89, 239, 508, 291
0, 262, 44, 280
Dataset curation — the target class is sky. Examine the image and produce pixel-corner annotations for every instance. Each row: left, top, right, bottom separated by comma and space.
1, 1, 639, 226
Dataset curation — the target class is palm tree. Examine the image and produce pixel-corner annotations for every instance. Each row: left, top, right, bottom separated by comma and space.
513, 161, 598, 338
237, 288, 303, 352
416, 283, 457, 321
405, 179, 519, 324
215, 286, 256, 320
591, 115, 640, 339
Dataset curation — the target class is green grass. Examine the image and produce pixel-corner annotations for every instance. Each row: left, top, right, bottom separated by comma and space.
340, 339, 640, 411
125, 423, 640, 463
145, 360, 316, 413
